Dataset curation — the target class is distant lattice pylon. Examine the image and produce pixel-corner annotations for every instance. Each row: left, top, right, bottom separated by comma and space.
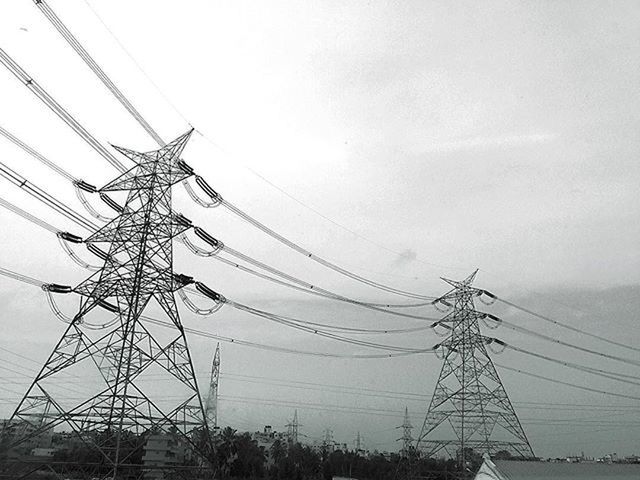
286, 410, 300, 445
204, 343, 220, 431
1, 131, 214, 478
397, 406, 414, 457
416, 271, 534, 470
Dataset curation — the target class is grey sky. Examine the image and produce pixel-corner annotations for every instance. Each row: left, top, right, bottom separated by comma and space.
0, 0, 639, 458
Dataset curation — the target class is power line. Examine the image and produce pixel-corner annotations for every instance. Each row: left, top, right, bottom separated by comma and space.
491, 294, 640, 354
35, 1, 437, 301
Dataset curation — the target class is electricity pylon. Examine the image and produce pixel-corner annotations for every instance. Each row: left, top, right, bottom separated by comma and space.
204, 343, 220, 432
397, 407, 414, 458
1, 131, 214, 478
286, 410, 300, 446
416, 271, 533, 473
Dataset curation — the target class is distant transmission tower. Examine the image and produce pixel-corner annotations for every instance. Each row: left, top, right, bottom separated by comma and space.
416, 271, 533, 470
286, 410, 300, 445
1, 131, 214, 478
397, 407, 414, 457
204, 343, 221, 432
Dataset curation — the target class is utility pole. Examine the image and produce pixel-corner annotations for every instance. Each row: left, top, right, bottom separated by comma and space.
416, 271, 533, 476
1, 131, 214, 478
204, 342, 221, 433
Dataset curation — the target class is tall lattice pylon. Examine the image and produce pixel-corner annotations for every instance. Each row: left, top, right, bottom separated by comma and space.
416, 271, 533, 470
2, 130, 213, 479
204, 343, 220, 432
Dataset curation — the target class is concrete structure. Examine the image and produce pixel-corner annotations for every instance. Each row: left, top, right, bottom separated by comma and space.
142, 433, 186, 480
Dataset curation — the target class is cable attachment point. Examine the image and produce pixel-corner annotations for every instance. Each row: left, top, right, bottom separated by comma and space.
97, 299, 119, 313
174, 273, 195, 288
174, 213, 192, 228
486, 337, 507, 354
478, 289, 497, 306
195, 282, 226, 303
57, 231, 83, 244
480, 312, 502, 329
432, 297, 453, 312
177, 160, 194, 175
74, 179, 97, 193
431, 320, 452, 337
178, 284, 226, 316
42, 283, 72, 294
86, 243, 111, 261
184, 175, 223, 208
99, 193, 124, 213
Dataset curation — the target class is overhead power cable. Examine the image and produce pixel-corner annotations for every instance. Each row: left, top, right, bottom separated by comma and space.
492, 294, 640, 354
0, 160, 96, 231
35, 0, 164, 146
0, 124, 76, 182
0, 47, 125, 172
33, 2, 435, 302
497, 316, 640, 368
0, 262, 430, 360
0, 125, 433, 321
0, 187, 437, 336
503, 342, 640, 387
496, 363, 640, 402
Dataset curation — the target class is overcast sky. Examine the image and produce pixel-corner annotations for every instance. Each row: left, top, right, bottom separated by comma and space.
0, 0, 639, 459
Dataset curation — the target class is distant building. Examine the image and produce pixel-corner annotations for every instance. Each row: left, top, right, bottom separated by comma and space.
142, 433, 186, 480
252, 425, 287, 466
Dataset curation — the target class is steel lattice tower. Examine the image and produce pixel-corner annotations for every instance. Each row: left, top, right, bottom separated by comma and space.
397, 407, 414, 458
204, 343, 220, 432
416, 271, 533, 470
2, 131, 214, 479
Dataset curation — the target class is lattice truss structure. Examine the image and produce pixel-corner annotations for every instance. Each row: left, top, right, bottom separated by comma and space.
416, 271, 534, 461
204, 343, 220, 431
2, 131, 214, 478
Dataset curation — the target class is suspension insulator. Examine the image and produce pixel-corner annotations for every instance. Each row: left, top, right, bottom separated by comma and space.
74, 179, 97, 193
57, 231, 83, 244
195, 176, 222, 202
99, 193, 124, 213
174, 273, 195, 286
194, 226, 221, 248
177, 160, 194, 175
42, 283, 72, 293
174, 213, 192, 228
195, 282, 224, 303
86, 243, 110, 261
97, 299, 119, 313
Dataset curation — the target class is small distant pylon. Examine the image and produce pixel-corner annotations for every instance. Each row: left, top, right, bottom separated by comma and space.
286, 409, 300, 445
354, 431, 364, 455
416, 271, 534, 473
397, 406, 414, 457
322, 428, 333, 448
204, 342, 220, 432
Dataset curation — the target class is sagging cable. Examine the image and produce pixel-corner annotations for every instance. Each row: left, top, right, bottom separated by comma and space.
184, 176, 222, 208
432, 298, 453, 313
43, 283, 74, 324
74, 181, 112, 222
181, 227, 224, 257
479, 312, 502, 330
431, 320, 452, 338
57, 232, 100, 271
478, 289, 497, 306
486, 337, 507, 355
178, 285, 225, 316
